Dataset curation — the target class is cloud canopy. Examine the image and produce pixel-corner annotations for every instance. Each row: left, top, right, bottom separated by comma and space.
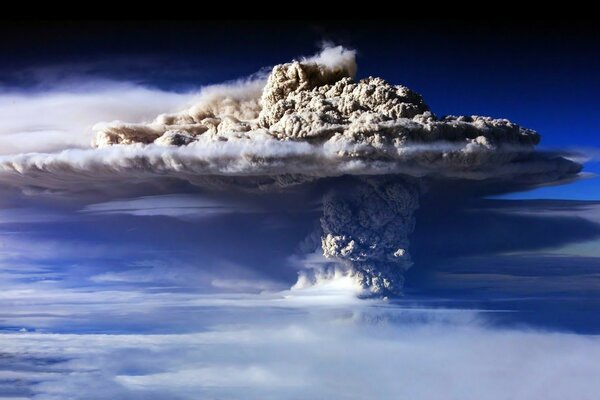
0, 46, 581, 194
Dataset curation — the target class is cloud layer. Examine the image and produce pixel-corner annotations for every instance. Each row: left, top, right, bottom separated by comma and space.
3, 298, 600, 400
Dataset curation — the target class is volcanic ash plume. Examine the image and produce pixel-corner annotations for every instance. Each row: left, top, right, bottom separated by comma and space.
0, 46, 582, 295
94, 45, 540, 164
319, 178, 420, 294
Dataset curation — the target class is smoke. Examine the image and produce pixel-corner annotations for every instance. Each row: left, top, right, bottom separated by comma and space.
0, 45, 583, 295
318, 177, 420, 294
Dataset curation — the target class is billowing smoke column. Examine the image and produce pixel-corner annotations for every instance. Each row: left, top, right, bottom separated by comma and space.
0, 46, 582, 295
320, 178, 420, 294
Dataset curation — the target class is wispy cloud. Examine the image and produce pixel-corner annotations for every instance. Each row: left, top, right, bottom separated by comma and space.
0, 82, 199, 155
81, 194, 260, 220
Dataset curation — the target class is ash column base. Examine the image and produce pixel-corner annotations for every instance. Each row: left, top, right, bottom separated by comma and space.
320, 177, 420, 295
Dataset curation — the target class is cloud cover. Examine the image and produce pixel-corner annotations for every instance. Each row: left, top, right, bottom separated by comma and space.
3, 298, 600, 400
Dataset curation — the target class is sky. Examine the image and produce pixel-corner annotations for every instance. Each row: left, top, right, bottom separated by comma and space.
0, 21, 599, 399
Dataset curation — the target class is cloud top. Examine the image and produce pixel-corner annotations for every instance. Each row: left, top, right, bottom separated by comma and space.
95, 45, 541, 160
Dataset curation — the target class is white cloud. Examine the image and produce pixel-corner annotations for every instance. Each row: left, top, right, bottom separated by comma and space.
0, 82, 199, 155
116, 366, 300, 389
81, 193, 259, 219
1, 299, 599, 400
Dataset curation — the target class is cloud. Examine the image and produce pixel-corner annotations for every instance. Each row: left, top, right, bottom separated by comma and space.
0, 45, 583, 295
0, 45, 580, 192
0, 82, 199, 155
115, 366, 300, 389
2, 297, 600, 400
0, 207, 69, 224
81, 194, 259, 219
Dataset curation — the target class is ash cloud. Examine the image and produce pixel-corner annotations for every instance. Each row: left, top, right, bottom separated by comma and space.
319, 178, 421, 294
0, 45, 582, 295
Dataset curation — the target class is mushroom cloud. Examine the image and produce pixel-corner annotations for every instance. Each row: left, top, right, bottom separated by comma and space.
0, 46, 582, 295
